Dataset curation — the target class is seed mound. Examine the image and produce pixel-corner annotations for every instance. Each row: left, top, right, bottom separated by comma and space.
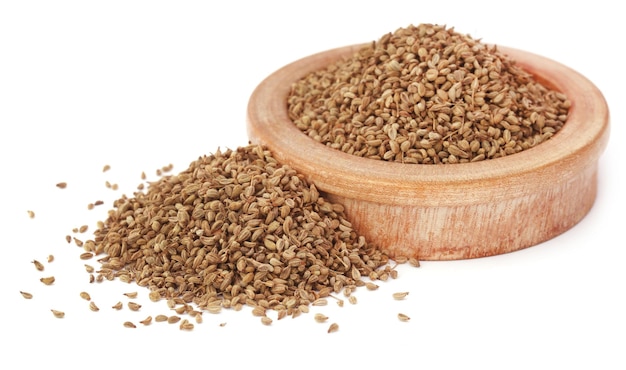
89, 145, 391, 317
287, 23, 570, 164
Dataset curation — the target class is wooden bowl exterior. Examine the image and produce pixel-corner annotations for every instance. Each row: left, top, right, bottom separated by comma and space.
246, 44, 610, 260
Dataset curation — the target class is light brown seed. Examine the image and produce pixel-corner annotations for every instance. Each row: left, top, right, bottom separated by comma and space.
40, 276, 55, 285
155, 315, 168, 322
84, 264, 94, 273
20, 291, 33, 299
27, 210, 35, 219
123, 292, 138, 299
51, 309, 65, 318
112, 301, 123, 310
261, 316, 273, 326
139, 316, 152, 325
393, 292, 409, 300
195, 314, 203, 324
47, 255, 54, 263
65, 235, 71, 243
79, 292, 91, 301
409, 258, 421, 267
327, 322, 339, 333
398, 313, 410, 322
102, 164, 111, 172
167, 315, 181, 324
123, 321, 136, 328
89, 302, 99, 312
127, 302, 141, 311
148, 291, 161, 302
79, 225, 88, 233
32, 260, 44, 271
79, 252, 92, 260
312, 298, 328, 306
348, 296, 357, 305
219, 322, 227, 327
56, 182, 67, 189
365, 282, 379, 291
314, 313, 328, 323
179, 319, 194, 331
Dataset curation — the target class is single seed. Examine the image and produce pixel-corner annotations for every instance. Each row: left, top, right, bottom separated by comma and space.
79, 252, 92, 260
89, 302, 99, 312
140, 316, 152, 325
79, 292, 91, 301
365, 282, 379, 290
112, 301, 123, 310
56, 182, 67, 189
102, 164, 111, 172
393, 292, 409, 300
409, 258, 421, 267
127, 302, 141, 311
261, 316, 273, 326
32, 260, 44, 271
27, 210, 35, 219
167, 316, 181, 324
219, 322, 227, 327
84, 264, 94, 273
123, 321, 136, 328
123, 292, 138, 299
40, 276, 55, 285
312, 298, 328, 306
47, 255, 54, 263
398, 313, 411, 322
327, 323, 339, 333
180, 319, 194, 331
51, 309, 65, 318
20, 291, 33, 299
65, 235, 71, 243
314, 313, 328, 323
348, 296, 357, 305
79, 225, 88, 233
155, 315, 168, 322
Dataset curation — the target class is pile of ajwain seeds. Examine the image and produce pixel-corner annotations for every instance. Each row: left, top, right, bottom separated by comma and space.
288, 23, 571, 164
23, 144, 417, 331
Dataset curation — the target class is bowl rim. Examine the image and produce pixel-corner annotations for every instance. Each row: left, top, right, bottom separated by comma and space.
247, 43, 610, 206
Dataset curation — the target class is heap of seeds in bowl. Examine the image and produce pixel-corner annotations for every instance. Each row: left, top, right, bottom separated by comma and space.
88, 144, 392, 317
287, 23, 571, 164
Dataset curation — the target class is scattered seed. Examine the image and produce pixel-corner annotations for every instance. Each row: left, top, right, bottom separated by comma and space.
195, 314, 203, 324
179, 319, 194, 330
314, 313, 328, 323
47, 255, 54, 263
27, 210, 35, 219
51, 309, 65, 318
167, 316, 181, 324
219, 322, 227, 327
79, 225, 88, 233
348, 296, 357, 305
409, 258, 421, 268
327, 322, 339, 333
127, 302, 141, 311
65, 235, 71, 244
102, 164, 111, 172
312, 298, 328, 306
365, 282, 379, 291
155, 315, 168, 322
20, 291, 33, 299
261, 316, 273, 326
56, 182, 67, 189
393, 292, 409, 300
32, 260, 44, 271
84, 264, 94, 273
79, 292, 91, 301
139, 316, 152, 325
89, 302, 99, 312
112, 301, 123, 310
123, 321, 136, 328
40, 276, 55, 285
398, 313, 410, 322
123, 292, 138, 299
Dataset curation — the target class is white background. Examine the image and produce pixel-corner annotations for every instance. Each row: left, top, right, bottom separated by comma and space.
1, 1, 624, 369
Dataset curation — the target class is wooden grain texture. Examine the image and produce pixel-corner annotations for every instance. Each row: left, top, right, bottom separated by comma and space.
246, 44, 610, 260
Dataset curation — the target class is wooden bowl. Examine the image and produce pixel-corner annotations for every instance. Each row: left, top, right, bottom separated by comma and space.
246, 44, 610, 260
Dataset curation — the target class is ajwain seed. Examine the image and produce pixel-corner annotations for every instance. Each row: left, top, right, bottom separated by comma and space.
140, 316, 152, 325
89, 302, 99, 312
127, 302, 141, 311
40, 276, 55, 285
32, 260, 44, 271
393, 292, 409, 300
123, 292, 138, 299
123, 321, 136, 328
155, 315, 168, 322
314, 313, 328, 323
56, 182, 67, 189
20, 291, 33, 299
261, 316, 273, 326
179, 319, 194, 331
47, 255, 54, 263
398, 313, 411, 322
112, 301, 123, 310
167, 316, 181, 324
79, 292, 91, 301
27, 210, 35, 219
327, 323, 339, 333
51, 309, 65, 318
